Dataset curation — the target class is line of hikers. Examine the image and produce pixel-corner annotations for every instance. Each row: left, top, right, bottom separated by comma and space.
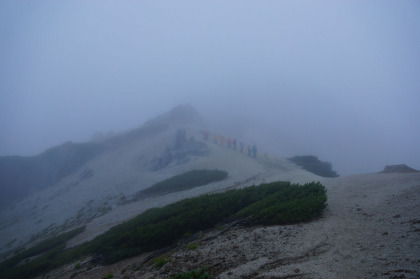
201, 130, 257, 158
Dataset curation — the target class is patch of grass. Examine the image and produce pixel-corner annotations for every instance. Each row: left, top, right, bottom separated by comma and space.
137, 169, 228, 197
103, 272, 114, 279
74, 262, 81, 269
188, 243, 198, 250
153, 257, 168, 268
183, 232, 192, 238
172, 267, 210, 279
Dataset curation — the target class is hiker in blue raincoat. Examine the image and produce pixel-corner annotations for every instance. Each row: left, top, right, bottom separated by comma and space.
252, 144, 257, 158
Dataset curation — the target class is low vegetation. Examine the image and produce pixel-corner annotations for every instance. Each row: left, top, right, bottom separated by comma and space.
153, 256, 169, 268
172, 267, 210, 279
136, 169, 228, 198
289, 155, 339, 178
0, 227, 85, 279
237, 181, 327, 224
188, 243, 198, 250
0, 181, 327, 279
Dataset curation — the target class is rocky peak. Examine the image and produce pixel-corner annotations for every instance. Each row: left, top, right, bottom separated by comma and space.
143, 104, 203, 129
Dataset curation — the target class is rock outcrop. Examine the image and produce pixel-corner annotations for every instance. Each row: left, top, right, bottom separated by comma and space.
380, 164, 418, 173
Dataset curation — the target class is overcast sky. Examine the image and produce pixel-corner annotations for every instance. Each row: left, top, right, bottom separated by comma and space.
1, 1, 419, 175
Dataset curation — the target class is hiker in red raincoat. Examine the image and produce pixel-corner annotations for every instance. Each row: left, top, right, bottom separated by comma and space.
227, 137, 232, 148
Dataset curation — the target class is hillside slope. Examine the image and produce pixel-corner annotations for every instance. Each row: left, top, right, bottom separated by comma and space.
40, 172, 420, 279
0, 141, 104, 207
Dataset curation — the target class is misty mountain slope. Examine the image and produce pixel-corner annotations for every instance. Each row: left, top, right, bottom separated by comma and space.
0, 141, 104, 207
0, 105, 319, 258
0, 104, 201, 209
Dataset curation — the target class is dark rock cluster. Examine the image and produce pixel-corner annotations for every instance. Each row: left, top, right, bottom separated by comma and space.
150, 129, 209, 171
380, 164, 418, 173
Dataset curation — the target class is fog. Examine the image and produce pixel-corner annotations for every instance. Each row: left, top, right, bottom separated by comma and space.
1, 1, 419, 175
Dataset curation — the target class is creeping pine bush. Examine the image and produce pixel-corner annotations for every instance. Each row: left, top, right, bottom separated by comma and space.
289, 155, 339, 177
139, 169, 228, 197
237, 181, 327, 224
87, 181, 326, 264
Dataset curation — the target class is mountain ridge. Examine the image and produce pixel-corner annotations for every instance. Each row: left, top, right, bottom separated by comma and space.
0, 104, 320, 257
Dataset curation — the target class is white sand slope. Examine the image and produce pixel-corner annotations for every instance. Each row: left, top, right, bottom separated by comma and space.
67, 143, 320, 248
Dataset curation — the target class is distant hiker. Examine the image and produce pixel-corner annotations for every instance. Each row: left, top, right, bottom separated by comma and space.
252, 144, 257, 158
220, 135, 224, 146
213, 134, 218, 144
240, 142, 244, 153
248, 145, 252, 156
233, 139, 237, 150
227, 137, 232, 148
202, 130, 209, 140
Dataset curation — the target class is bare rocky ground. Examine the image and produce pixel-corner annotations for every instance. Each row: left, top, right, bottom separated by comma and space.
39, 172, 420, 279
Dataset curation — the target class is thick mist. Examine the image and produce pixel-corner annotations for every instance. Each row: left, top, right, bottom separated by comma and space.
1, 1, 419, 175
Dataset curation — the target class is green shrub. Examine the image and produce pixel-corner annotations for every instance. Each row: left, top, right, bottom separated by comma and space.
289, 155, 339, 177
153, 257, 168, 268
172, 267, 210, 279
237, 182, 327, 224
183, 232, 192, 238
103, 273, 114, 279
188, 243, 198, 250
